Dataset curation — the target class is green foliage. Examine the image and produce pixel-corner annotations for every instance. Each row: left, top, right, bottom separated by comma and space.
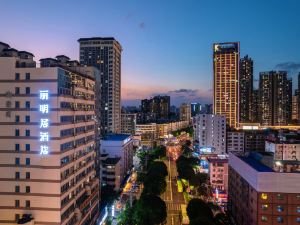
176, 155, 198, 180
117, 203, 135, 225
133, 194, 167, 225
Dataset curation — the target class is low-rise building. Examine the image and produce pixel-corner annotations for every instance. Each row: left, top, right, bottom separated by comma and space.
266, 141, 300, 161
208, 156, 228, 192
135, 123, 157, 148
228, 152, 300, 225
100, 134, 134, 180
226, 131, 245, 155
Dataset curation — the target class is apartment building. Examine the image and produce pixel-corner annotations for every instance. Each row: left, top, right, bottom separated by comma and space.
121, 113, 136, 135
226, 131, 245, 155
208, 156, 228, 192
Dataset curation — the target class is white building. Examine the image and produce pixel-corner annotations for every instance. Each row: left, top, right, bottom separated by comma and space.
0, 42, 99, 225
193, 114, 226, 154
100, 134, 134, 179
265, 141, 300, 161
226, 131, 245, 155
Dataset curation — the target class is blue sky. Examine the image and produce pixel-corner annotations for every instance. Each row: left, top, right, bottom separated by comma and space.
1, 0, 300, 106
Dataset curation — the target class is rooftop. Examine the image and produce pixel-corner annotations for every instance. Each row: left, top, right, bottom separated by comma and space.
103, 134, 131, 141
239, 155, 274, 172
102, 157, 121, 165
78, 37, 116, 42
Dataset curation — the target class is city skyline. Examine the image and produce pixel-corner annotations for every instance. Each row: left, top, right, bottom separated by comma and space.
1, 0, 300, 106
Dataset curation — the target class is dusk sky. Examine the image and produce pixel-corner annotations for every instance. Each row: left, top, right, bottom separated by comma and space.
1, 0, 300, 106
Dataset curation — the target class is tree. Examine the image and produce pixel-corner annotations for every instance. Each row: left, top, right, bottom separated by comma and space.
143, 174, 166, 195
134, 194, 167, 225
148, 161, 168, 178
187, 198, 214, 223
117, 203, 135, 225
214, 213, 231, 225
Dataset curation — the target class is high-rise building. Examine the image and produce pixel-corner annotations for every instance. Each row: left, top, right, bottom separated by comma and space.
228, 152, 300, 225
0, 42, 99, 224
140, 95, 170, 123
239, 55, 253, 123
191, 103, 201, 117
78, 37, 122, 134
259, 71, 292, 126
179, 103, 191, 122
193, 114, 226, 154
213, 42, 240, 128
292, 90, 298, 122
121, 113, 136, 135
251, 89, 259, 122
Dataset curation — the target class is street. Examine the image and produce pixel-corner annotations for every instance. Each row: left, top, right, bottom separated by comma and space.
161, 159, 185, 225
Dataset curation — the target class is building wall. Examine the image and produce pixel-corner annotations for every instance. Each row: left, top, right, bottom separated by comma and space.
265, 141, 300, 161
0, 56, 99, 225
208, 159, 228, 191
193, 114, 226, 154
121, 113, 136, 135
226, 131, 245, 154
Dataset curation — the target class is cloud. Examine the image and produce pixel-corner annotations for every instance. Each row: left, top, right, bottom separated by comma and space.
139, 22, 146, 29
275, 62, 300, 73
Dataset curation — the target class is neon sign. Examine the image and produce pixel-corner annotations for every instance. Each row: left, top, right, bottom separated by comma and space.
39, 90, 49, 155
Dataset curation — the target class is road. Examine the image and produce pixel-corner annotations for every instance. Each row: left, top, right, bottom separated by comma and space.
161, 159, 185, 225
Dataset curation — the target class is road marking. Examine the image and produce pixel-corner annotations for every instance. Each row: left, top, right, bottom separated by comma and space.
169, 159, 173, 201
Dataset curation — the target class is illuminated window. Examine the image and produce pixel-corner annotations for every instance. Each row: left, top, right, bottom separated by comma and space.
262, 204, 268, 210
277, 194, 284, 200
297, 206, 300, 213
261, 193, 268, 200
261, 216, 268, 222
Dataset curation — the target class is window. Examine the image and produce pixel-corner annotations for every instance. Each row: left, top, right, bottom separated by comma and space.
15, 172, 20, 179
26, 186, 30, 193
25, 144, 30, 151
15, 101, 20, 108
277, 205, 284, 212
277, 194, 284, 200
297, 206, 300, 213
25, 116, 30, 123
25, 101, 30, 108
15, 158, 20, 165
25, 200, 30, 208
15, 144, 20, 151
25, 130, 30, 137
277, 217, 283, 223
15, 200, 20, 207
25, 87, 30, 94
261, 193, 268, 200
262, 204, 268, 210
15, 129, 20, 137
261, 216, 268, 222
297, 218, 300, 223
25, 73, 30, 80
15, 186, 20, 193
15, 73, 20, 80
15, 115, 20, 123
15, 87, 20, 94
15, 214, 20, 222
26, 172, 30, 179
25, 158, 30, 166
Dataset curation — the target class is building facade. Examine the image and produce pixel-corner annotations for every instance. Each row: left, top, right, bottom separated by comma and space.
0, 43, 99, 225
179, 103, 191, 122
78, 37, 122, 134
265, 141, 300, 161
121, 113, 136, 135
228, 152, 300, 225
193, 114, 226, 154
213, 42, 240, 128
226, 131, 245, 155
239, 55, 253, 123
140, 95, 170, 123
100, 154, 121, 191
292, 90, 298, 122
251, 89, 260, 122
259, 71, 292, 126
